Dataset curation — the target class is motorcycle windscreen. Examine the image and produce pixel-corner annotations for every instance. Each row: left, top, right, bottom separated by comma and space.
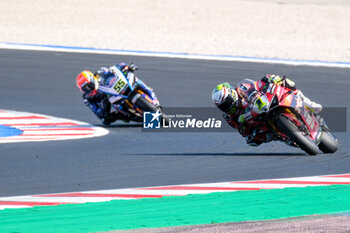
236, 79, 259, 101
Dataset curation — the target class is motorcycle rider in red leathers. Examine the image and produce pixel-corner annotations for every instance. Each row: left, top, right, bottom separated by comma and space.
212, 75, 322, 146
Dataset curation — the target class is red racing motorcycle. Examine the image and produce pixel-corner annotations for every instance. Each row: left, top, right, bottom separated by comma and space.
243, 80, 339, 155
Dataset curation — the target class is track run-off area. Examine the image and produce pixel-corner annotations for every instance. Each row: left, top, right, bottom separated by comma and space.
1, 173, 350, 210
0, 109, 108, 143
0, 47, 350, 232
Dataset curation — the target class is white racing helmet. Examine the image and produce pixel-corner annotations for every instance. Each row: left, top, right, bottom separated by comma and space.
212, 83, 239, 113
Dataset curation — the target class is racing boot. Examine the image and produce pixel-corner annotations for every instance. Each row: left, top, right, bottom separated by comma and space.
315, 113, 330, 131
297, 91, 322, 114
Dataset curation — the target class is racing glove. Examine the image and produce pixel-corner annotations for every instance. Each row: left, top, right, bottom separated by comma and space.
267, 74, 283, 85
263, 74, 296, 90
117, 63, 138, 74
129, 63, 138, 71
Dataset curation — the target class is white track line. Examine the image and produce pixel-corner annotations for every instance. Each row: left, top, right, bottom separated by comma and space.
1, 42, 350, 68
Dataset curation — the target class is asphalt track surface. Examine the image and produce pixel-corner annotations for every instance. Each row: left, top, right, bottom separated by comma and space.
1, 49, 350, 198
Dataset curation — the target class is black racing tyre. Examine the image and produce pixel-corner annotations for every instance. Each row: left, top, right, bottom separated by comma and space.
135, 96, 158, 112
135, 97, 169, 125
318, 131, 339, 154
276, 115, 320, 155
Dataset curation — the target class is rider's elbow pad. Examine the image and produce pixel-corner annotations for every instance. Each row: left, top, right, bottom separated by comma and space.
84, 100, 100, 114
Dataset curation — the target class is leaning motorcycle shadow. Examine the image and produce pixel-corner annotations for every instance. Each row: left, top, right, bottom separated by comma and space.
126, 152, 307, 156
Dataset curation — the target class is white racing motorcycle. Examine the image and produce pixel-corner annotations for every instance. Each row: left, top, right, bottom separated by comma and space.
98, 66, 164, 122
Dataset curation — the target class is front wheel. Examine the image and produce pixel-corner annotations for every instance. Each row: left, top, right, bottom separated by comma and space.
318, 130, 339, 154
275, 115, 320, 155
134, 96, 158, 112
134, 96, 169, 125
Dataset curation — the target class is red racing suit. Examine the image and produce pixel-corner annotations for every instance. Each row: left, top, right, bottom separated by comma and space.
223, 75, 296, 146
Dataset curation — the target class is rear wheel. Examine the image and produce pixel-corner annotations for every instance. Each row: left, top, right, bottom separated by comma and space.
276, 115, 320, 155
318, 130, 339, 153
